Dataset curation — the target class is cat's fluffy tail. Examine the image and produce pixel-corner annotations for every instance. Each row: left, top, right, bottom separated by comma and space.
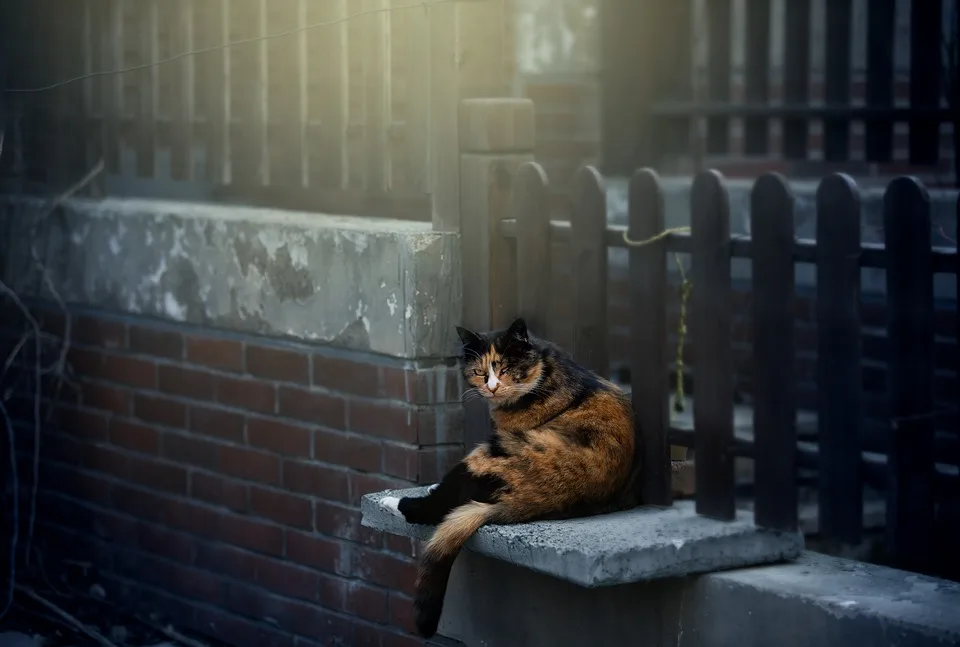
414, 500, 498, 638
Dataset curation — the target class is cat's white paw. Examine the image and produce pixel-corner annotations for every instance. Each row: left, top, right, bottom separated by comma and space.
381, 496, 401, 516
427, 483, 439, 494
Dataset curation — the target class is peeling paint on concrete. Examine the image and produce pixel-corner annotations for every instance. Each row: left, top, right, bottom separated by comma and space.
0, 196, 462, 359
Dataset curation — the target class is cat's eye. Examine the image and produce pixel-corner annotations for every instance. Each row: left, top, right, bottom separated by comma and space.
472, 369, 484, 376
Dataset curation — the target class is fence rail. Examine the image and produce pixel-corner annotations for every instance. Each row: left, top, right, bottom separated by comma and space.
0, 0, 490, 224
495, 160, 958, 571
602, 0, 960, 182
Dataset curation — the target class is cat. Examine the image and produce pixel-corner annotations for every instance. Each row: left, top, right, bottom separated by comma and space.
381, 317, 636, 638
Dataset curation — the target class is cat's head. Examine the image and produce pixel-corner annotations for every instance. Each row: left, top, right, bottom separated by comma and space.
455, 318, 544, 404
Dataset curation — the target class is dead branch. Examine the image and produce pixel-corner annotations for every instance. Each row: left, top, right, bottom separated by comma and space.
15, 584, 120, 647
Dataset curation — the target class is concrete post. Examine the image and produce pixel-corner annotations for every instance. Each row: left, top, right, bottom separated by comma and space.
458, 97, 535, 447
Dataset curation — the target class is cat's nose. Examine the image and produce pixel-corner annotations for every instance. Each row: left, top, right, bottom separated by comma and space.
488, 383, 499, 394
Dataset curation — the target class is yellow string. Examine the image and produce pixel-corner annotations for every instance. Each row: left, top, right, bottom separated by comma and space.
620, 226, 692, 415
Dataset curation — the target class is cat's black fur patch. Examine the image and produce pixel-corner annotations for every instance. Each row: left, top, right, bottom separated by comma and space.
398, 463, 507, 526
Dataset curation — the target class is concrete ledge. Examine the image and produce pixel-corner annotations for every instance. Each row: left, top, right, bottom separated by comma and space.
0, 197, 461, 358
434, 548, 960, 647
361, 487, 803, 587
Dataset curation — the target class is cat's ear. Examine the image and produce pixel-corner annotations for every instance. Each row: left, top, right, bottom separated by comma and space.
455, 325, 485, 352
506, 317, 529, 343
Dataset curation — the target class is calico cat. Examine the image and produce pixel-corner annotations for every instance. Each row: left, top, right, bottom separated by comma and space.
381, 318, 636, 638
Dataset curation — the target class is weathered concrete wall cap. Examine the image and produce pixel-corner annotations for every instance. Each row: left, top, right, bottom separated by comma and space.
0, 197, 462, 359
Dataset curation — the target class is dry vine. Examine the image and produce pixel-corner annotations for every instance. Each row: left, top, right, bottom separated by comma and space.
0, 114, 104, 621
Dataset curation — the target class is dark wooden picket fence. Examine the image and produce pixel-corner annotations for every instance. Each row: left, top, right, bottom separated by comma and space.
495, 161, 958, 573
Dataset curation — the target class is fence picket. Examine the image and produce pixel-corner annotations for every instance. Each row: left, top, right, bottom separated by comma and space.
690, 170, 735, 521
570, 166, 609, 376
628, 168, 671, 506
907, 1, 942, 165
884, 177, 936, 573
514, 162, 552, 335
865, 0, 895, 162
751, 172, 797, 531
782, 0, 811, 159
823, 0, 852, 161
816, 173, 863, 544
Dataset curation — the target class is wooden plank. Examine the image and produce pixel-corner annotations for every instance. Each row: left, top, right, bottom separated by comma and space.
751, 172, 797, 531
908, 0, 942, 166
135, 0, 157, 178
403, 2, 430, 195
884, 176, 935, 573
428, 0, 460, 231
628, 168, 671, 507
362, 0, 390, 192
815, 173, 864, 544
782, 0, 810, 159
570, 165, 609, 376
103, 0, 121, 176
705, 0, 732, 156
171, 0, 195, 181
307, 0, 348, 189
743, 0, 770, 155
265, 0, 304, 187
229, 0, 264, 187
196, 0, 229, 184
690, 169, 735, 521
864, 0, 895, 163
514, 162, 552, 335
823, 0, 852, 161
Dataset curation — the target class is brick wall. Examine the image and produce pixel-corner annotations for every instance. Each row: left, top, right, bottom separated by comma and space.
1, 303, 466, 647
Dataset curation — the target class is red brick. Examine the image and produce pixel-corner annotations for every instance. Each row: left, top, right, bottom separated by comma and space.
195, 543, 256, 580
345, 581, 388, 623
384, 535, 419, 559
111, 483, 166, 523
277, 600, 352, 643
59, 406, 110, 442
219, 514, 283, 556
220, 445, 280, 485
217, 376, 276, 414
74, 315, 126, 350
246, 345, 309, 384
82, 444, 130, 479
162, 432, 220, 470
348, 401, 417, 443
247, 417, 311, 457
68, 347, 104, 375
278, 386, 345, 429
249, 486, 313, 529
135, 394, 186, 428
166, 563, 224, 605
81, 382, 132, 415
193, 607, 294, 647
191, 472, 248, 512
109, 418, 159, 454
282, 460, 350, 502
314, 501, 381, 547
312, 355, 378, 396
380, 630, 424, 647
186, 336, 244, 372
101, 354, 157, 389
188, 405, 245, 442
418, 445, 463, 484
161, 498, 221, 539
137, 522, 194, 563
388, 592, 417, 634
382, 443, 418, 481
129, 325, 184, 359
285, 531, 347, 574
158, 365, 216, 400
250, 554, 325, 602
400, 364, 463, 405
128, 456, 188, 494
314, 428, 382, 473
349, 473, 407, 506
352, 547, 417, 595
